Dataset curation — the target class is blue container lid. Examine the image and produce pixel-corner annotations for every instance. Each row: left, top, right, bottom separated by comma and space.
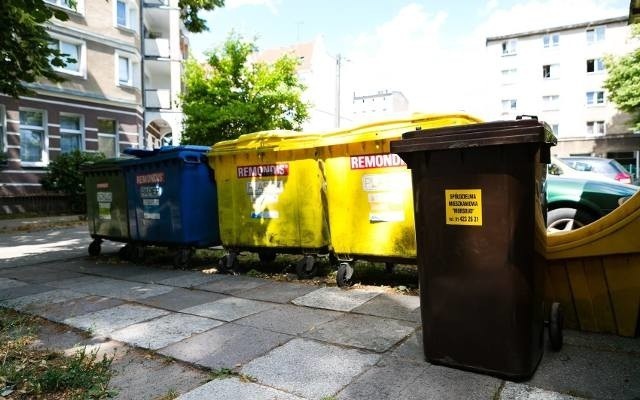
122, 145, 212, 166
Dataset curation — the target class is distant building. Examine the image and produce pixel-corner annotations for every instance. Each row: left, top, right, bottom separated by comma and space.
485, 16, 640, 173
253, 37, 351, 131
351, 90, 409, 122
0, 0, 185, 212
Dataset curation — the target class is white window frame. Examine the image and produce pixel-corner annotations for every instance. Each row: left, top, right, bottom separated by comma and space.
586, 91, 605, 106
586, 120, 605, 136
586, 26, 605, 44
114, 0, 139, 32
543, 34, 559, 48
586, 58, 605, 74
97, 118, 118, 158
19, 108, 48, 167
542, 64, 560, 79
59, 113, 85, 153
501, 99, 517, 114
501, 39, 517, 56
500, 68, 517, 85
542, 95, 560, 111
551, 123, 560, 136
44, 0, 84, 14
49, 34, 86, 78
115, 51, 140, 88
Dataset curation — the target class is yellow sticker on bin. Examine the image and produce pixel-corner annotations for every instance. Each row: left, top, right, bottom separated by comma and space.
445, 189, 482, 226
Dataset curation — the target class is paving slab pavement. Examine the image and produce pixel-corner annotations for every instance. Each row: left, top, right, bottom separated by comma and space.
0, 224, 639, 399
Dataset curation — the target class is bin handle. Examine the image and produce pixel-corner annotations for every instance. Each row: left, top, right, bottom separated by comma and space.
182, 154, 202, 164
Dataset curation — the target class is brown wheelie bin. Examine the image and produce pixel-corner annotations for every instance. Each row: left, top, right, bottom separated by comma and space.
391, 116, 561, 380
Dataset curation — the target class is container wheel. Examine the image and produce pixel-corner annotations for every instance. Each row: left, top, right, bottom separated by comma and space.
218, 253, 237, 273
88, 239, 101, 257
130, 244, 145, 264
549, 302, 564, 351
173, 248, 193, 269
385, 262, 395, 274
118, 244, 131, 260
336, 262, 354, 287
258, 250, 277, 265
295, 255, 317, 279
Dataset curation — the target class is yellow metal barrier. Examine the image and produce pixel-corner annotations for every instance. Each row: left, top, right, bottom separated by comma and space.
546, 190, 640, 337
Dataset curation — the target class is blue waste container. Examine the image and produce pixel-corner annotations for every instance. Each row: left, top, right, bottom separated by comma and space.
123, 146, 220, 267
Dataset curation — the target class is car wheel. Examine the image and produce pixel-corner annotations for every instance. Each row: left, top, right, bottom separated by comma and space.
547, 207, 596, 232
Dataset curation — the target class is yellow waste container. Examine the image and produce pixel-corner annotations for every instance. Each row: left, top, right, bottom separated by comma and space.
319, 113, 482, 286
208, 130, 330, 276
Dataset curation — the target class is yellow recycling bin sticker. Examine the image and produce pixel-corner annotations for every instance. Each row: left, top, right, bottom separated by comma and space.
445, 189, 482, 226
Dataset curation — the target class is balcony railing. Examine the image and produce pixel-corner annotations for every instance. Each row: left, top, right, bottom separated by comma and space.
145, 89, 171, 109
144, 38, 170, 58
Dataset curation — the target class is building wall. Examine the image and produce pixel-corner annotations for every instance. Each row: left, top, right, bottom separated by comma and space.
351, 90, 409, 123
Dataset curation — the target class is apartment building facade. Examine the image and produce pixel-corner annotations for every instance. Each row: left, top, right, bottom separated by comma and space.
486, 16, 640, 171
351, 90, 409, 123
0, 0, 184, 210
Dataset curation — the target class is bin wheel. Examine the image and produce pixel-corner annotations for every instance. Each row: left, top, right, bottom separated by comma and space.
173, 248, 193, 269
118, 244, 131, 260
295, 255, 317, 279
337, 262, 354, 287
258, 250, 277, 265
88, 239, 101, 257
385, 262, 395, 274
218, 253, 238, 273
130, 244, 145, 264
549, 302, 564, 351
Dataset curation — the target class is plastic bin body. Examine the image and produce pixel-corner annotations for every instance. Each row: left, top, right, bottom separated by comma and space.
321, 114, 481, 262
84, 159, 130, 242
124, 146, 220, 247
208, 131, 329, 253
392, 119, 556, 379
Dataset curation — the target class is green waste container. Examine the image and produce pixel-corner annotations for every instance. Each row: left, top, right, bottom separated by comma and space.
391, 117, 562, 380
83, 158, 130, 257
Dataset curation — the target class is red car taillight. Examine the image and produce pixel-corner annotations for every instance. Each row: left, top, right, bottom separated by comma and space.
615, 172, 632, 184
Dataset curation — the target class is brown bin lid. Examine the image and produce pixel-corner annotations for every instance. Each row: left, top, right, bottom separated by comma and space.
391, 119, 556, 154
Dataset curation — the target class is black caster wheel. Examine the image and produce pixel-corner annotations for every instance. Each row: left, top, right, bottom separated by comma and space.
130, 244, 145, 264
258, 250, 277, 265
118, 243, 131, 260
385, 262, 395, 274
295, 255, 317, 279
218, 253, 238, 273
173, 248, 194, 269
336, 262, 354, 287
549, 302, 564, 351
88, 239, 101, 256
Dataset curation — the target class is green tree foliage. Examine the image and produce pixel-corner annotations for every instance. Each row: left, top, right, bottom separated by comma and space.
604, 25, 640, 131
41, 150, 105, 211
179, 0, 225, 33
0, 0, 77, 97
181, 34, 310, 145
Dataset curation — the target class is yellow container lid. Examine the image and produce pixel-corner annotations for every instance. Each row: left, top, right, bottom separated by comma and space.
209, 129, 324, 156
319, 112, 482, 146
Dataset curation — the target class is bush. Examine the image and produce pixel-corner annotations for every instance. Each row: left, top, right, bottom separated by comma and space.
40, 150, 105, 213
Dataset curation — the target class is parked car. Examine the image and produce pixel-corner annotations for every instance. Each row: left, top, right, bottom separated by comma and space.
546, 174, 638, 232
559, 156, 634, 184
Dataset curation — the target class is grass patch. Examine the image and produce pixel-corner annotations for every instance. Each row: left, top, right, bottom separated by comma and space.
0, 308, 115, 399
154, 388, 178, 400
206, 368, 256, 383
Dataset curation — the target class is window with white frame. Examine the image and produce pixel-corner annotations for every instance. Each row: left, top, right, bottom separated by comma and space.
116, 53, 139, 87
501, 39, 517, 56
586, 26, 605, 44
543, 34, 559, 48
501, 68, 517, 84
60, 115, 83, 153
542, 95, 560, 110
501, 99, 517, 113
44, 0, 83, 12
586, 120, 605, 136
19, 110, 47, 165
98, 119, 117, 158
49, 37, 85, 77
586, 91, 605, 105
115, 0, 138, 31
542, 64, 559, 79
551, 124, 559, 136
586, 58, 605, 73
